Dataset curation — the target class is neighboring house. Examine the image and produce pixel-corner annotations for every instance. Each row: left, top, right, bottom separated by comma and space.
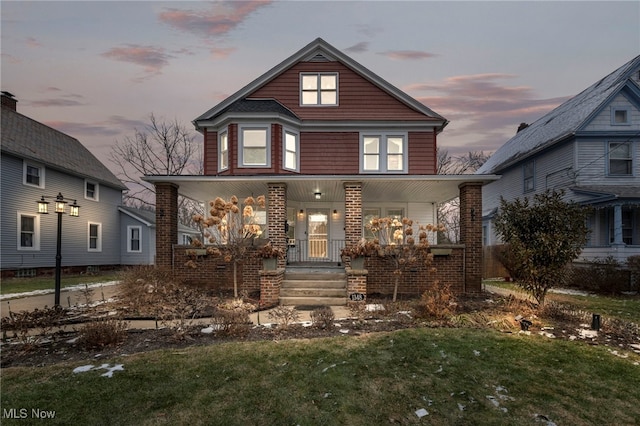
477, 56, 640, 263
1, 91, 128, 276
147, 38, 496, 305
119, 206, 201, 265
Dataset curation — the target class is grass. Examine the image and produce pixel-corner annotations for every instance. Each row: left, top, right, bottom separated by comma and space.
2, 327, 639, 425
484, 279, 640, 324
0, 272, 120, 295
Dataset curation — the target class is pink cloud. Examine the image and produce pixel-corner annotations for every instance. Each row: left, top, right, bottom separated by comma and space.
101, 44, 172, 77
210, 46, 236, 59
380, 50, 438, 60
159, 1, 273, 38
26, 37, 43, 48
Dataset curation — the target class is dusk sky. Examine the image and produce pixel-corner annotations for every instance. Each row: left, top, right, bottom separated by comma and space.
2, 1, 639, 173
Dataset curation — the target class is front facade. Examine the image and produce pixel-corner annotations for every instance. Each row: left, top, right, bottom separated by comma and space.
149, 39, 495, 304
1, 92, 128, 276
478, 56, 640, 263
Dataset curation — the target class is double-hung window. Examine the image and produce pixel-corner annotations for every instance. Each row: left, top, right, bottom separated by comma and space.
128, 226, 141, 252
17, 212, 39, 250
300, 73, 338, 106
360, 133, 407, 173
239, 125, 270, 167
523, 161, 535, 192
283, 129, 299, 171
88, 222, 102, 252
219, 130, 229, 171
609, 142, 633, 176
85, 180, 99, 201
23, 162, 44, 188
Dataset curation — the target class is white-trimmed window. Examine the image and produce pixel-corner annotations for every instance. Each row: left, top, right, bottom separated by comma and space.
88, 222, 102, 252
239, 125, 270, 167
609, 142, 633, 176
360, 133, 407, 173
611, 107, 631, 125
127, 226, 141, 253
23, 161, 44, 188
300, 73, 338, 106
85, 180, 99, 201
219, 130, 229, 171
283, 129, 299, 171
523, 161, 535, 192
17, 212, 40, 250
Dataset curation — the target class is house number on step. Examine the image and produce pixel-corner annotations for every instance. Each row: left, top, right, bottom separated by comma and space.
349, 293, 365, 301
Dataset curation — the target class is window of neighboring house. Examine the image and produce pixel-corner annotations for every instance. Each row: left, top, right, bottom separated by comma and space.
611, 107, 631, 125
23, 162, 44, 188
17, 213, 39, 250
523, 161, 535, 192
300, 73, 338, 106
88, 222, 102, 251
609, 142, 633, 176
219, 130, 229, 171
239, 126, 270, 167
128, 226, 141, 253
360, 133, 407, 173
85, 180, 99, 201
283, 129, 299, 171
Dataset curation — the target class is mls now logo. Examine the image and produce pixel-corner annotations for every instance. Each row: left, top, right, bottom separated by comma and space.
3, 408, 56, 419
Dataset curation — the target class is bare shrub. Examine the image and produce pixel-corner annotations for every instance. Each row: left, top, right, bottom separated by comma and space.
77, 283, 95, 307
603, 317, 639, 341
1, 306, 66, 346
210, 309, 250, 337
566, 258, 631, 294
415, 281, 456, 319
310, 306, 335, 329
117, 266, 176, 315
79, 317, 129, 349
156, 283, 211, 338
267, 306, 300, 328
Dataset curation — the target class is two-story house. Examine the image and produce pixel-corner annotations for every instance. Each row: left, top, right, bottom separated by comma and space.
147, 38, 496, 306
477, 55, 640, 264
1, 92, 128, 277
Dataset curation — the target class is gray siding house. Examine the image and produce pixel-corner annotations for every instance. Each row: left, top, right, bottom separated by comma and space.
1, 92, 127, 276
119, 206, 200, 265
477, 56, 640, 263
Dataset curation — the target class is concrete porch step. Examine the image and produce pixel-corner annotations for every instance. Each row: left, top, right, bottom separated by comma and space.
280, 287, 347, 297
279, 296, 348, 306
284, 273, 346, 281
282, 279, 346, 289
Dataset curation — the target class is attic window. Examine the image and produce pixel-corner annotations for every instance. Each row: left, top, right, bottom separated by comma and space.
300, 73, 338, 106
611, 107, 630, 125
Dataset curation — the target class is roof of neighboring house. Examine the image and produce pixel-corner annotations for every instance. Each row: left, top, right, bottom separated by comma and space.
571, 185, 640, 206
477, 55, 640, 175
194, 37, 447, 129
1, 106, 126, 190
119, 206, 200, 234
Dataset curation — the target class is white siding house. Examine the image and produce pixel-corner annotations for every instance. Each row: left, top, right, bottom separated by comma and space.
478, 56, 640, 263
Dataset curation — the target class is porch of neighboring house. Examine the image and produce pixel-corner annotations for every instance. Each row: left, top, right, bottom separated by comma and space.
146, 175, 494, 307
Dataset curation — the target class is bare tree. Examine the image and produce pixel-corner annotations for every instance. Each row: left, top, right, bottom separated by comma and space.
110, 114, 203, 225
437, 149, 490, 243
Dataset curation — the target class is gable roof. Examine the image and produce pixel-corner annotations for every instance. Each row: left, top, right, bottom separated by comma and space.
477, 55, 640, 175
194, 37, 446, 129
1, 106, 126, 190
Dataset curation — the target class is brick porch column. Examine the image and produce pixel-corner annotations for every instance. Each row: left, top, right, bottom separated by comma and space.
459, 182, 483, 293
344, 182, 362, 246
155, 182, 179, 270
267, 182, 287, 269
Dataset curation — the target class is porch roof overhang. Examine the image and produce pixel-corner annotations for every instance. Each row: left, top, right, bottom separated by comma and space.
571, 185, 640, 207
143, 174, 500, 204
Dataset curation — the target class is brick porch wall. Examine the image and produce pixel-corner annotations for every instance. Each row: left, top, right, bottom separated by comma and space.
459, 182, 483, 293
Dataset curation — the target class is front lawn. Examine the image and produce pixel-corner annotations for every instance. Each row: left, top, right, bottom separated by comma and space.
2, 327, 639, 425
0, 272, 120, 295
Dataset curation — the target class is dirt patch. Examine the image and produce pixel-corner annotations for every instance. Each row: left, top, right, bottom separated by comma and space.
2, 293, 639, 368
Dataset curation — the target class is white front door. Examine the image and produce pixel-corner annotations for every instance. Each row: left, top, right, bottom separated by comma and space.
307, 210, 328, 259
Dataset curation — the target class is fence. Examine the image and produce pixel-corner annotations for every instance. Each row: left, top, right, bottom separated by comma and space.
287, 239, 346, 264
483, 245, 510, 279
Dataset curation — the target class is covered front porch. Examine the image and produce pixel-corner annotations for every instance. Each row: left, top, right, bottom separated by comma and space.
147, 174, 496, 305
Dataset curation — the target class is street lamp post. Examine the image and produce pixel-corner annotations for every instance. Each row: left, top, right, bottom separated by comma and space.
37, 193, 80, 306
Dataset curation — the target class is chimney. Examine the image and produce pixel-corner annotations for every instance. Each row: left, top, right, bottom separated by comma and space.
517, 122, 529, 133
1, 91, 17, 111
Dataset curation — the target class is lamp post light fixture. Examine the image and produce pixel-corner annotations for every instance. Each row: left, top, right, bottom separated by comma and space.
37, 193, 80, 306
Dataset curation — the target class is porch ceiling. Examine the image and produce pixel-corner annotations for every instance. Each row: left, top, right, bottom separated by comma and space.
143, 174, 499, 204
